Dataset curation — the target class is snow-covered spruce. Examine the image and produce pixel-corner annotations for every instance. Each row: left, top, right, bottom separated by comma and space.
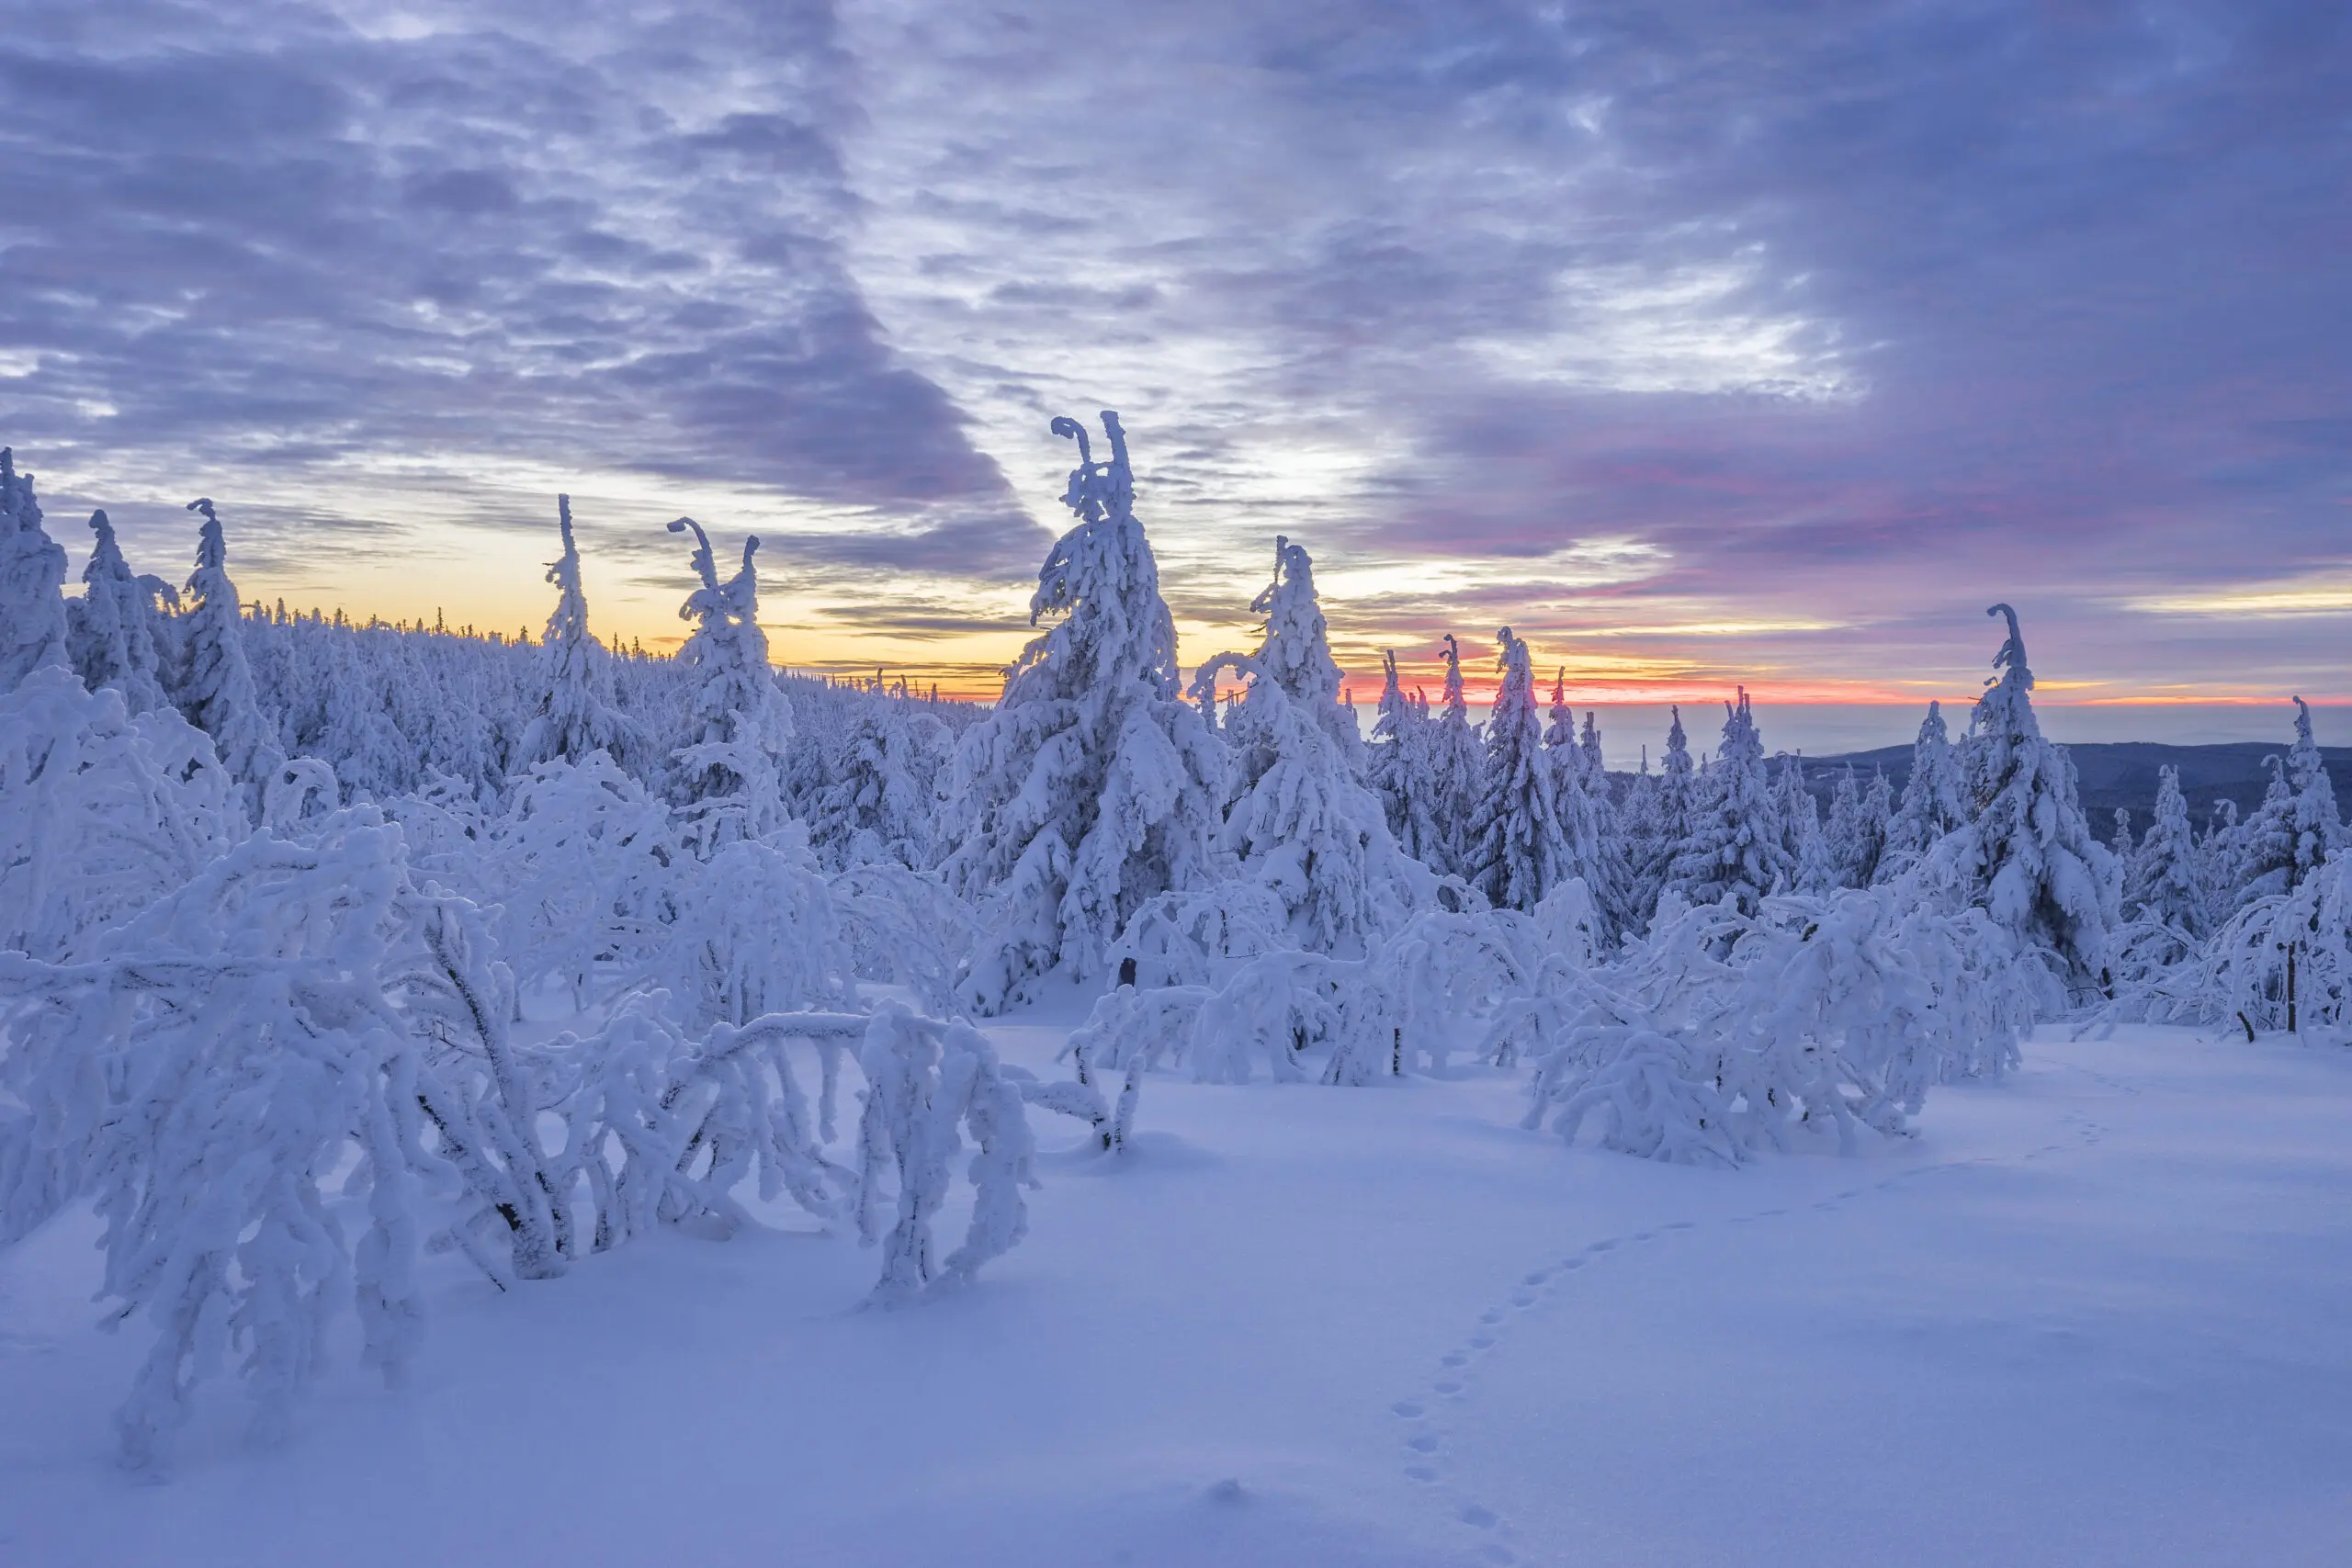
1881, 699, 1967, 877
667, 515, 794, 850
2226, 697, 2344, 906
176, 500, 283, 814
1934, 604, 2120, 995
0, 448, 70, 697
1466, 628, 1581, 912
1248, 535, 1358, 758
1662, 689, 1790, 917
943, 413, 1224, 1012
519, 495, 639, 770
67, 508, 176, 716
1190, 649, 1430, 953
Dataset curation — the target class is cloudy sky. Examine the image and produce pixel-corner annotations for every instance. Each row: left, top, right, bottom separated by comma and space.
3, 0, 2346, 739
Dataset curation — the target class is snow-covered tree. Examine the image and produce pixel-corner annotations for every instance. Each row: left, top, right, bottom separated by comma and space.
1192, 651, 1430, 952
1425, 634, 1484, 877
1544, 674, 1620, 931
1615, 758, 1668, 930
1370, 649, 1444, 867
176, 500, 281, 810
1249, 535, 1356, 757
67, 509, 175, 715
1661, 690, 1790, 916
808, 691, 951, 871
1, 448, 69, 695
1881, 699, 1967, 874
2125, 764, 2208, 936
1467, 628, 1577, 911
519, 495, 637, 769
1943, 604, 2120, 991
1780, 754, 1834, 894
1823, 765, 1889, 890
2232, 697, 2344, 905
943, 412, 1225, 1012
667, 516, 794, 848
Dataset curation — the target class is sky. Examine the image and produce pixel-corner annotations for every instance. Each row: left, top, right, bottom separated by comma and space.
1, 0, 2346, 748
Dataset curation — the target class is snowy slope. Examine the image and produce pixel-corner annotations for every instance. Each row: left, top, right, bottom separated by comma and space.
2, 1023, 2346, 1567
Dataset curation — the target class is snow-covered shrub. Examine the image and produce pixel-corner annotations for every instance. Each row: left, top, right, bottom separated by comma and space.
0, 665, 242, 961
828, 862, 979, 1015
477, 752, 677, 1011
1522, 886, 2047, 1165
944, 412, 1224, 1011
2148, 850, 2352, 1041
1005, 1048, 1145, 1156
653, 828, 852, 1031
1109, 881, 1292, 988
854, 1001, 1036, 1304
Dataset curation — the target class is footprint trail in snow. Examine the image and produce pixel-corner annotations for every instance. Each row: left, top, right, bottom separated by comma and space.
1385, 1103, 2113, 1564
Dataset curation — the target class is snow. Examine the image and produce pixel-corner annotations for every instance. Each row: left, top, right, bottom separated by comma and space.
3, 1021, 2345, 1566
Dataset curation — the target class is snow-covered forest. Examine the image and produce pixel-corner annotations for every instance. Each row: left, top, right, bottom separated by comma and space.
3, 418, 2347, 1478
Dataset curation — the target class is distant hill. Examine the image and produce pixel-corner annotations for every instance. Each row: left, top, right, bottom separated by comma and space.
1791, 742, 2352, 832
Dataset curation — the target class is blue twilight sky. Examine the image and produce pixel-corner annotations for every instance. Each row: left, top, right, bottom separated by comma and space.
0, 0, 2346, 739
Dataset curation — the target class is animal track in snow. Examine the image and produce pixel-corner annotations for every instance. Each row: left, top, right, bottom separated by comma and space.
1384, 1097, 2118, 1562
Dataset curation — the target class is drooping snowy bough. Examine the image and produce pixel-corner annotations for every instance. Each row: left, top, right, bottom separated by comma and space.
0, 804, 1033, 1469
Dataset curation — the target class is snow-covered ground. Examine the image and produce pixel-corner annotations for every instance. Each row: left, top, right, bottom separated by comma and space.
3, 1021, 2346, 1567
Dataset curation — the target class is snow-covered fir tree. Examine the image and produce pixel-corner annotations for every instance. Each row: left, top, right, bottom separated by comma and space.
1544, 671, 1614, 926
1780, 754, 1834, 894
1370, 649, 1444, 866
1949, 604, 2120, 990
1662, 690, 1790, 916
1466, 628, 1577, 911
667, 516, 794, 848
66, 509, 175, 716
1426, 633, 1485, 878
520, 495, 636, 769
1881, 699, 1968, 875
1821, 765, 1889, 890
2126, 764, 2208, 936
1, 448, 69, 696
808, 686, 951, 871
176, 499, 282, 808
2237, 696, 2347, 900
943, 412, 1224, 1012
1615, 755, 1668, 931
1193, 649, 1428, 952
1249, 536, 1357, 757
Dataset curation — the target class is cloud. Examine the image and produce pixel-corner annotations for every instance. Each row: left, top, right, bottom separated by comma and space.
2, 0, 2345, 705
0, 0, 1022, 569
